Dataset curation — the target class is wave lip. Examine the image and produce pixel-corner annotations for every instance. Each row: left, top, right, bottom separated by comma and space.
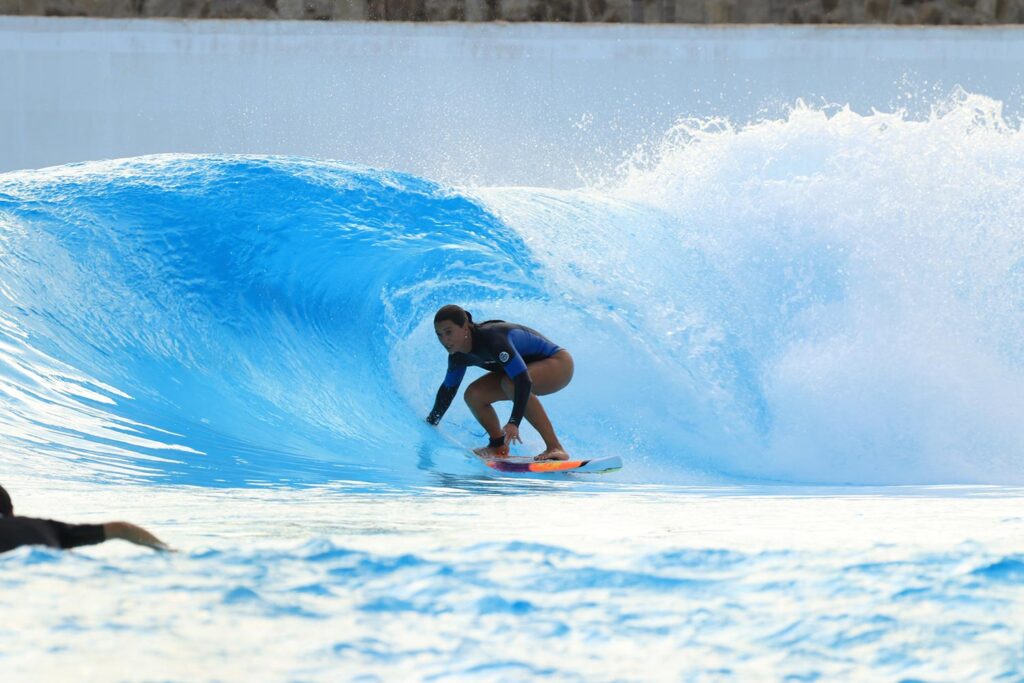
480, 92, 1024, 484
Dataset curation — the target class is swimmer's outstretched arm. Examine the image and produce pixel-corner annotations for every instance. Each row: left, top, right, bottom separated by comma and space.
103, 521, 172, 552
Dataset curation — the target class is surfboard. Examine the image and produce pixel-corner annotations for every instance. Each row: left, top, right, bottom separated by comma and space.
478, 454, 623, 474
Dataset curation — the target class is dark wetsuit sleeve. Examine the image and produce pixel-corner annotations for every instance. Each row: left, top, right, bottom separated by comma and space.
0, 517, 105, 554
508, 373, 532, 426
493, 336, 532, 427
49, 520, 106, 549
0, 518, 59, 553
427, 358, 466, 425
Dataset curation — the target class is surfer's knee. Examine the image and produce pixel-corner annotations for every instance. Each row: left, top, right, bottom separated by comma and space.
464, 379, 492, 407
463, 382, 481, 407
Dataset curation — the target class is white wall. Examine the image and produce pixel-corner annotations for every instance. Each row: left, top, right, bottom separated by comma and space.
2, 17, 1023, 187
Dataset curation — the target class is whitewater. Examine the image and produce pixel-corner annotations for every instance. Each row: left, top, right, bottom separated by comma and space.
3, 20, 1024, 682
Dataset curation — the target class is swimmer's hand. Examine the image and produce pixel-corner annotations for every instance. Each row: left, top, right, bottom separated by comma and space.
502, 423, 521, 446
103, 521, 172, 552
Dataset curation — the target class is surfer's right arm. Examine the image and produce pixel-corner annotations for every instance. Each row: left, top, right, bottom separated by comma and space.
426, 362, 466, 425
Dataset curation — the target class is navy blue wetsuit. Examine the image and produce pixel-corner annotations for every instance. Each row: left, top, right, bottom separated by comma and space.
427, 321, 562, 427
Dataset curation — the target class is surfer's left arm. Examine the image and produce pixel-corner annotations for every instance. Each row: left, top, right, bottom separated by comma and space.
499, 345, 531, 444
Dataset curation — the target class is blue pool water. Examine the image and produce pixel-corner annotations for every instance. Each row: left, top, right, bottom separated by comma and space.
2, 93, 1024, 680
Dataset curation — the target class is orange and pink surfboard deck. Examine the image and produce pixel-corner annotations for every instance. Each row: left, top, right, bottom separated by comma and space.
478, 454, 623, 474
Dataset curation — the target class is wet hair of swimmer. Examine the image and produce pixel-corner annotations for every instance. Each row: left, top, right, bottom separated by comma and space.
433, 304, 474, 328
0, 485, 12, 518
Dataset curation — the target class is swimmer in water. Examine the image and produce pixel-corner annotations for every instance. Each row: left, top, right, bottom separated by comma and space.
426, 304, 574, 461
0, 484, 170, 555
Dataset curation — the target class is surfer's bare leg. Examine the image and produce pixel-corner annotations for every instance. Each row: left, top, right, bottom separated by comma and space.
464, 372, 509, 457
504, 392, 566, 460
499, 350, 574, 461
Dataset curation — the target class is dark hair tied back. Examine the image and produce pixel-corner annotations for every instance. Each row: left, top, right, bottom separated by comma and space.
434, 304, 473, 327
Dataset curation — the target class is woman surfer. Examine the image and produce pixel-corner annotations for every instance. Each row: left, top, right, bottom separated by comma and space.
425, 305, 574, 461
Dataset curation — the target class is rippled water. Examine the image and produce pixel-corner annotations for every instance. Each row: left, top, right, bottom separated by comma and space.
4, 475, 1024, 681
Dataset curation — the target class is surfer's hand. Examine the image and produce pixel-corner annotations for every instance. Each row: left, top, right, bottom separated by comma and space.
503, 423, 521, 445
426, 412, 441, 426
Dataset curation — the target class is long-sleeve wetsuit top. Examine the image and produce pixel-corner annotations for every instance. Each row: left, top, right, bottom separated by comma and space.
0, 516, 106, 554
427, 321, 562, 427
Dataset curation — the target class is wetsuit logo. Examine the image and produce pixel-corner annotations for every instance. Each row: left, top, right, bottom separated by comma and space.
498, 351, 510, 363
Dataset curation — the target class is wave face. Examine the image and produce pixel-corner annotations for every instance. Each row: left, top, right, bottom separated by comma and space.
2, 94, 1024, 485
0, 156, 541, 485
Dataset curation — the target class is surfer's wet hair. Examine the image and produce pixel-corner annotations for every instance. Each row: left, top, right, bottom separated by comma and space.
434, 304, 473, 327
0, 485, 12, 518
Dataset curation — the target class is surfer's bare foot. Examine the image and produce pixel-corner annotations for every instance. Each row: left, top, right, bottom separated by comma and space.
534, 449, 569, 462
474, 445, 509, 458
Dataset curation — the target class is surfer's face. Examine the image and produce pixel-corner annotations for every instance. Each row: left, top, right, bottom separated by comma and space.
435, 320, 471, 354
